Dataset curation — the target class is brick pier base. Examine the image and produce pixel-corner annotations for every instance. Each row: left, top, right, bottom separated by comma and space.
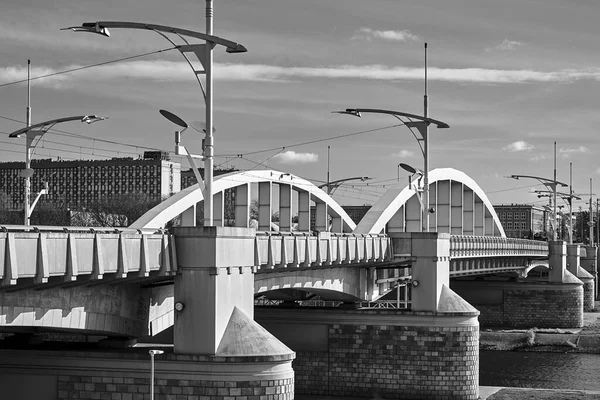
256, 307, 479, 400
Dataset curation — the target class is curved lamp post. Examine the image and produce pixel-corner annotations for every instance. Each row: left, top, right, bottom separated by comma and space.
64, 5, 247, 227
9, 115, 107, 225
318, 176, 371, 195
334, 108, 449, 232
511, 174, 568, 241
536, 189, 581, 244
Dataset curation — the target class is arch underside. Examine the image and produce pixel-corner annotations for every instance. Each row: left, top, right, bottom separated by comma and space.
355, 168, 506, 236
131, 169, 356, 233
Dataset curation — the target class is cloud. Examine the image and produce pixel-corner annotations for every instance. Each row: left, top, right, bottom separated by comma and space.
272, 151, 318, 164
560, 146, 589, 154
596, 167, 600, 175
352, 27, 419, 42
503, 141, 534, 152
486, 39, 524, 52
559, 146, 589, 158
5, 60, 600, 87
395, 150, 415, 158
531, 154, 546, 161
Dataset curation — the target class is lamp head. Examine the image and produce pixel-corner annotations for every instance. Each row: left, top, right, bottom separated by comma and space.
332, 109, 362, 118
226, 44, 248, 53
149, 349, 164, 356
360, 177, 372, 182
62, 22, 110, 37
81, 115, 107, 124
159, 110, 188, 129
399, 163, 417, 175
510, 175, 519, 180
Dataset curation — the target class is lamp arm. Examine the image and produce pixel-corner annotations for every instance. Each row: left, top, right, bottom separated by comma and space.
151, 29, 207, 100
391, 115, 425, 156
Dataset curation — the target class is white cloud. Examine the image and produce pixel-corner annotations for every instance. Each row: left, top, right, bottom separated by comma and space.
5, 61, 600, 87
486, 39, 524, 52
560, 146, 589, 154
395, 150, 415, 158
596, 167, 600, 175
503, 141, 534, 152
272, 150, 318, 164
352, 28, 419, 42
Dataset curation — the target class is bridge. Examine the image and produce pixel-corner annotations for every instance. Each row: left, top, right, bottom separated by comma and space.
0, 167, 597, 400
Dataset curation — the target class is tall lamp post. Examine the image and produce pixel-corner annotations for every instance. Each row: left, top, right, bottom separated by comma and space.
511, 174, 568, 240
64, 6, 247, 227
334, 44, 448, 232
9, 115, 106, 225
148, 349, 164, 400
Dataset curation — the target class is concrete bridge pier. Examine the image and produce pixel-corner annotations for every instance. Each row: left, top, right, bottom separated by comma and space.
257, 232, 480, 400
172, 226, 295, 399
580, 245, 598, 300
567, 244, 595, 311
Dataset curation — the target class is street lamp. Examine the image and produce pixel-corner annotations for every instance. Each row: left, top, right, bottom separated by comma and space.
317, 176, 371, 195
333, 108, 449, 232
9, 115, 106, 225
333, 43, 448, 232
511, 174, 568, 240
148, 349, 164, 400
535, 189, 581, 244
64, 6, 247, 227
159, 109, 208, 196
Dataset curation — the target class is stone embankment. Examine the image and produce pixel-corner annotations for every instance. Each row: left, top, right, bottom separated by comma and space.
480, 302, 600, 354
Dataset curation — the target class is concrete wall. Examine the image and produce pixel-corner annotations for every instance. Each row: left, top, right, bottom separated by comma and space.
256, 307, 479, 400
451, 280, 584, 328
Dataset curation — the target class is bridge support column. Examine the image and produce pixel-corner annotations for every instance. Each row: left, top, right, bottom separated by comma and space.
567, 244, 595, 311
580, 245, 598, 300
173, 227, 295, 397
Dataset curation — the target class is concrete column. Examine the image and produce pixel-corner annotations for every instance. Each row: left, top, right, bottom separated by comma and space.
566, 244, 580, 276
548, 241, 567, 283
173, 227, 256, 354
234, 183, 250, 228
258, 182, 272, 231
213, 191, 223, 227
390, 232, 451, 312
298, 191, 310, 232
568, 244, 596, 310
279, 183, 292, 231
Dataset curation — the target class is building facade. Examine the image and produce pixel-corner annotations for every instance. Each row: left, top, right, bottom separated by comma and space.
494, 204, 548, 239
0, 152, 180, 212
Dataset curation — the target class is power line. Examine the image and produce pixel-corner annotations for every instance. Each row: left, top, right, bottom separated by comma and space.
0, 47, 177, 89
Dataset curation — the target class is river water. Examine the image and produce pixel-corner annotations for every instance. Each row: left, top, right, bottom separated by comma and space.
480, 350, 600, 391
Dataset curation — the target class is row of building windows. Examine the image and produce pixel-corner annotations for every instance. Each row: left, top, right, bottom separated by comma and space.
500, 211, 528, 220
506, 221, 528, 230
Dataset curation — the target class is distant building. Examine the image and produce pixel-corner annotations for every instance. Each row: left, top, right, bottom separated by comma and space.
0, 152, 180, 212
181, 167, 238, 224
494, 204, 548, 239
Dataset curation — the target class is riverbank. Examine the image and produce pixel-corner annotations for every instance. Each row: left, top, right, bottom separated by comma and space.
482, 387, 600, 399
480, 303, 600, 353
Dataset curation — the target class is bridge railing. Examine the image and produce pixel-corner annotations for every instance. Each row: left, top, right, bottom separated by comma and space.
449, 235, 549, 259
0, 227, 176, 289
254, 231, 391, 272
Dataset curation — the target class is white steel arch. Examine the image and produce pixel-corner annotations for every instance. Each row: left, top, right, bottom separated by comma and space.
355, 168, 506, 236
130, 170, 357, 232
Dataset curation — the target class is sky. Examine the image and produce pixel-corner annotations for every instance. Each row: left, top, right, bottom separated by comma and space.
0, 0, 599, 210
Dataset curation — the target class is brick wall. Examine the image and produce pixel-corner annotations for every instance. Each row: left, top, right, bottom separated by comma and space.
257, 309, 480, 400
582, 279, 595, 311
452, 281, 584, 329
0, 349, 294, 400
57, 375, 294, 400
504, 286, 583, 328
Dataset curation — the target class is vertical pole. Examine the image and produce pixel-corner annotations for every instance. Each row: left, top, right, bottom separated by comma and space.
590, 178, 594, 245
553, 141, 557, 240
327, 145, 331, 195
150, 352, 155, 400
569, 162, 573, 244
204, 0, 214, 226
24, 59, 32, 226
423, 42, 429, 233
